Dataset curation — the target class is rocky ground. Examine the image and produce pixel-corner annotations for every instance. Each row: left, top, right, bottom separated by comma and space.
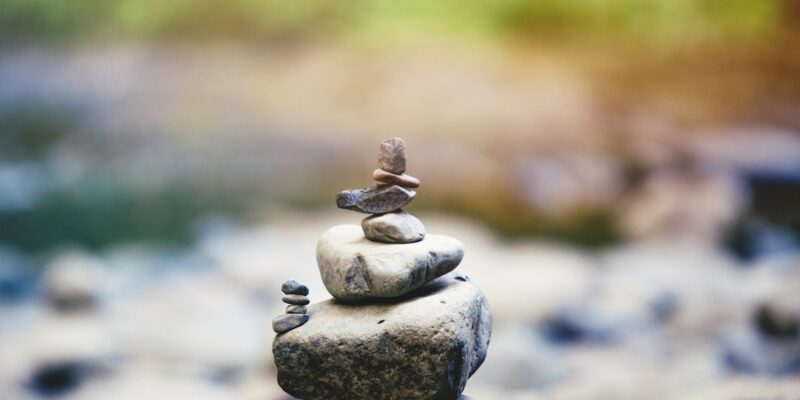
1, 211, 800, 399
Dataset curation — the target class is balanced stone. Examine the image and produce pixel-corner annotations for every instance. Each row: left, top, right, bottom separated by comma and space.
282, 294, 310, 305
378, 137, 406, 174
273, 314, 309, 334
372, 169, 420, 188
286, 305, 307, 314
273, 272, 492, 400
316, 224, 463, 301
362, 210, 425, 244
281, 279, 309, 295
336, 185, 415, 214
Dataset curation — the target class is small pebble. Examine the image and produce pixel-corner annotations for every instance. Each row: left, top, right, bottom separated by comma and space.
286, 305, 307, 314
272, 314, 309, 333
362, 210, 426, 244
378, 138, 407, 174
372, 169, 420, 188
281, 279, 309, 295
283, 294, 310, 305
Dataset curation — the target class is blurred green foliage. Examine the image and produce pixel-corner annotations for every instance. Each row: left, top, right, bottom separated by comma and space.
0, 185, 250, 252
0, 0, 786, 43
0, 104, 77, 161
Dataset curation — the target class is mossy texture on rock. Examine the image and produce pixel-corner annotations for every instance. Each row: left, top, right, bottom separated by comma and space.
272, 272, 492, 400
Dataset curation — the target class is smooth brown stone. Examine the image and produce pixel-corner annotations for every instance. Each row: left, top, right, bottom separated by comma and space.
283, 294, 310, 305
378, 138, 407, 174
336, 184, 415, 214
372, 169, 420, 188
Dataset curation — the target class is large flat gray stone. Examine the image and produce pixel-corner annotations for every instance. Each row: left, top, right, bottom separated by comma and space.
316, 224, 464, 301
273, 272, 493, 400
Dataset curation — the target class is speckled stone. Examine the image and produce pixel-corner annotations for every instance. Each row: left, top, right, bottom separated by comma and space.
286, 305, 307, 314
378, 137, 407, 174
281, 279, 309, 295
272, 314, 309, 333
273, 272, 492, 400
316, 224, 463, 301
372, 169, 420, 188
336, 185, 416, 214
282, 294, 310, 305
362, 210, 425, 243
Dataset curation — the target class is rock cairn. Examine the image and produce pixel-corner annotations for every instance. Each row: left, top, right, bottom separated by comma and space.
271, 279, 310, 333
273, 137, 492, 400
336, 137, 426, 243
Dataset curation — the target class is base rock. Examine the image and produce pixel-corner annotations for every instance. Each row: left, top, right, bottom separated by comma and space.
273, 272, 492, 400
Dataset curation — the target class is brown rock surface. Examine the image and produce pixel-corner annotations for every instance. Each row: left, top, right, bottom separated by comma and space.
372, 168, 420, 188
378, 138, 407, 174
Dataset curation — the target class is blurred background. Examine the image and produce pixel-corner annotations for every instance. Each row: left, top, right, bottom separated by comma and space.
1, 1, 800, 399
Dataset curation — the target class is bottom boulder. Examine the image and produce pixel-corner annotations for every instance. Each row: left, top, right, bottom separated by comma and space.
272, 272, 493, 400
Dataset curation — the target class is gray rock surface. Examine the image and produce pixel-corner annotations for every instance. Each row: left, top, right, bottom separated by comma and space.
282, 294, 310, 305
336, 185, 416, 214
281, 279, 309, 295
362, 210, 426, 243
316, 224, 464, 301
286, 305, 307, 314
372, 168, 420, 188
378, 137, 407, 174
273, 272, 492, 400
272, 314, 309, 333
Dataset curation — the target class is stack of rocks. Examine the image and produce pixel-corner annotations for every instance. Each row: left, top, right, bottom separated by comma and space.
272, 138, 493, 400
272, 279, 310, 333
337, 138, 425, 244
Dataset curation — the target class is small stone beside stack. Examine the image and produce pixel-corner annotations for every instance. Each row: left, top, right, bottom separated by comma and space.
272, 279, 310, 333
335, 137, 426, 244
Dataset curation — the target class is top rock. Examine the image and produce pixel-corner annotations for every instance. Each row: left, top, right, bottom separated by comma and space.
281, 279, 309, 295
378, 138, 406, 174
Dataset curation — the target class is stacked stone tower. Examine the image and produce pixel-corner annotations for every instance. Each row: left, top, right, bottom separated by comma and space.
272, 138, 492, 400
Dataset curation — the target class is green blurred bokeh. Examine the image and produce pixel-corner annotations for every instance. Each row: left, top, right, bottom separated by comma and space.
0, 0, 789, 44
0, 0, 798, 255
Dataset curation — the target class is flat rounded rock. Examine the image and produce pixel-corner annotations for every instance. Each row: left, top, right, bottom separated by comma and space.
316, 224, 463, 301
273, 272, 492, 400
281, 279, 309, 295
372, 169, 420, 188
362, 210, 425, 244
282, 294, 310, 305
286, 305, 307, 314
336, 185, 415, 214
273, 314, 309, 333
